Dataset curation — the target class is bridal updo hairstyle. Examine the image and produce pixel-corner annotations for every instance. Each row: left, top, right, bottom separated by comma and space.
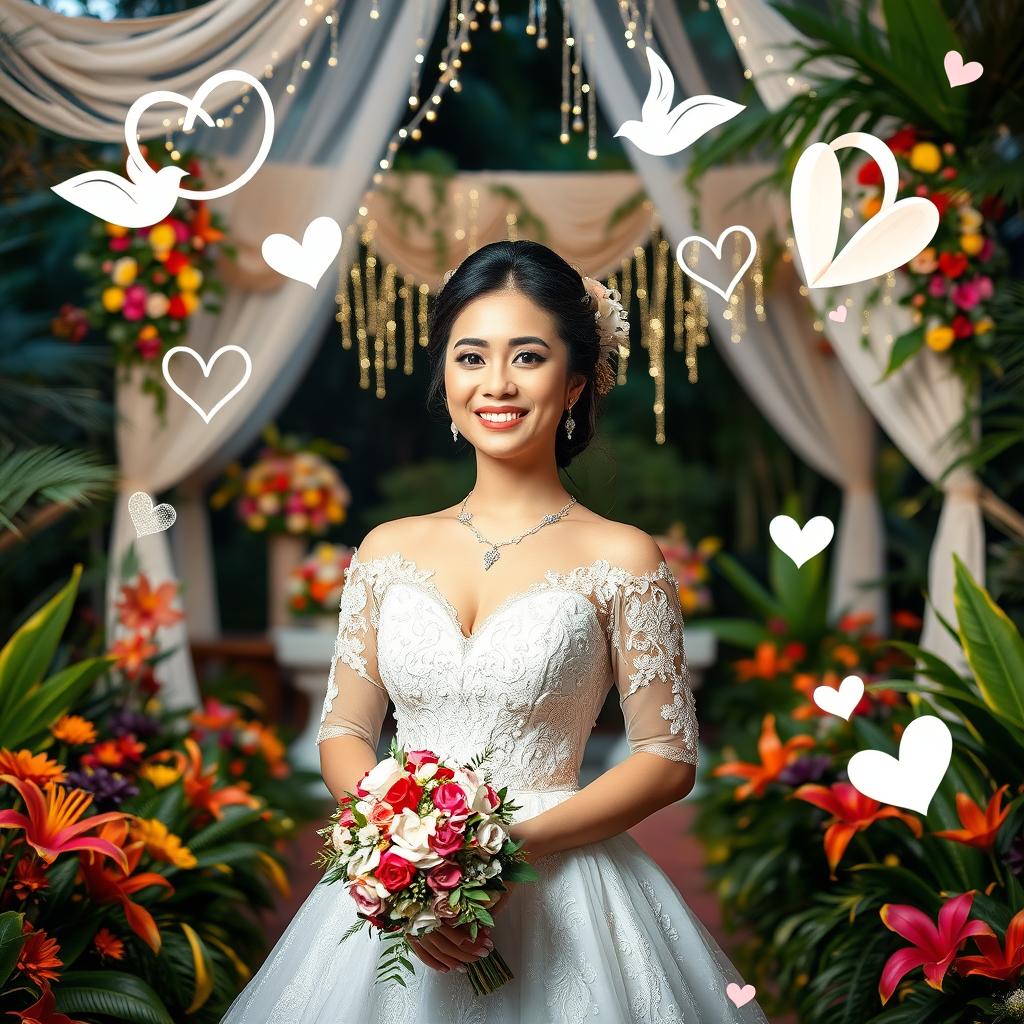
426, 239, 613, 470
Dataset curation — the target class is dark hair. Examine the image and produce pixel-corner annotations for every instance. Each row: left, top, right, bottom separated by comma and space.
426, 240, 612, 470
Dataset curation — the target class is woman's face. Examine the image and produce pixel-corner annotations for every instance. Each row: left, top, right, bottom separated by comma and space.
444, 289, 586, 457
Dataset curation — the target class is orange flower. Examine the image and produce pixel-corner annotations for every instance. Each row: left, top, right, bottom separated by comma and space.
172, 736, 262, 821
77, 817, 174, 954
795, 782, 923, 877
0, 750, 66, 788
11, 853, 50, 901
81, 734, 146, 771
712, 714, 816, 799
735, 642, 796, 682
837, 611, 875, 633
50, 715, 97, 746
93, 927, 125, 961
830, 643, 861, 668
0, 775, 129, 873
892, 609, 923, 631
933, 785, 1010, 850
108, 633, 158, 677
14, 920, 63, 987
954, 907, 1024, 982
189, 696, 240, 732
190, 203, 224, 246
6, 977, 88, 1023
115, 574, 184, 634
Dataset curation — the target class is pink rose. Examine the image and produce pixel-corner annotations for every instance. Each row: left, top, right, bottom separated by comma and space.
432, 892, 462, 922
369, 802, 395, 829
432, 781, 470, 817
350, 881, 384, 916
109, 236, 131, 252
426, 861, 463, 892
428, 819, 465, 857
374, 849, 416, 893
951, 280, 981, 311
122, 303, 146, 322
927, 274, 948, 298
405, 749, 440, 770
974, 275, 993, 300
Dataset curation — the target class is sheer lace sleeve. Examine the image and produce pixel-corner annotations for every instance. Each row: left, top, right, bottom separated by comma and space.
316, 550, 390, 749
609, 566, 699, 765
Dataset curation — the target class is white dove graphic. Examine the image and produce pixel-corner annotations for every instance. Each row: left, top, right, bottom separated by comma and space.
51, 153, 192, 229
615, 48, 745, 156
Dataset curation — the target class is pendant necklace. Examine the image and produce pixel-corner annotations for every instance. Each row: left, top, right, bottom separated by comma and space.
456, 490, 577, 570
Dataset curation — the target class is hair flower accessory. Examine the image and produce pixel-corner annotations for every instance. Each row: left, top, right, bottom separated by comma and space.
582, 275, 629, 395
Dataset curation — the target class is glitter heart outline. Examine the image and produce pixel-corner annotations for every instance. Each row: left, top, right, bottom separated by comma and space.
123, 69, 275, 202
675, 224, 757, 302
161, 344, 253, 424
127, 490, 177, 538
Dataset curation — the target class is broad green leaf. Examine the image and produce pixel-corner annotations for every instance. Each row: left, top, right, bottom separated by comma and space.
0, 911, 27, 987
54, 971, 173, 1024
880, 326, 924, 381
713, 552, 782, 620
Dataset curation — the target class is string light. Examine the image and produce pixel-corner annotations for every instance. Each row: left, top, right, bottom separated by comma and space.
714, 0, 813, 95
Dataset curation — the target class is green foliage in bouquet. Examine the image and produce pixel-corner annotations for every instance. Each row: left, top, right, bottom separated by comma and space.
0, 563, 323, 1022
694, 546, 1024, 1023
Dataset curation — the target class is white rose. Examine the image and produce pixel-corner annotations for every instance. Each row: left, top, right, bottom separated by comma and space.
331, 823, 352, 852
347, 844, 380, 879
362, 757, 406, 798
475, 819, 507, 855
414, 760, 440, 784
389, 808, 444, 868
356, 823, 380, 845
407, 906, 439, 937
452, 768, 485, 808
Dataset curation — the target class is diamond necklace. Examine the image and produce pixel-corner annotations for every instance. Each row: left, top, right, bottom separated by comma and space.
456, 490, 578, 570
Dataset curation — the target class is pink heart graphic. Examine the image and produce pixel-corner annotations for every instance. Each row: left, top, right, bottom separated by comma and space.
726, 982, 757, 1008
828, 304, 848, 323
944, 50, 983, 88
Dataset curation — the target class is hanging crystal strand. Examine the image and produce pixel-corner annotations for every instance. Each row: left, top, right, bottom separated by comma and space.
651, 233, 670, 445
861, 303, 871, 342
336, 226, 355, 352
365, 225, 379, 340
725, 236, 746, 343
752, 248, 766, 322
570, 4, 584, 135
327, 6, 339, 67
683, 241, 708, 384
620, 256, 632, 336
635, 244, 649, 353
559, 2, 570, 144
382, 263, 398, 370
351, 260, 369, 391
672, 257, 684, 353
488, 0, 502, 32
607, 273, 629, 386
526, 0, 536, 37
468, 186, 480, 255
643, 0, 655, 42
538, 0, 548, 48
506, 209, 519, 242
401, 276, 415, 373
417, 283, 430, 349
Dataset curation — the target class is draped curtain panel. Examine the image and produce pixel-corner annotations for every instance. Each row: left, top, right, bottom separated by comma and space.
712, 0, 983, 666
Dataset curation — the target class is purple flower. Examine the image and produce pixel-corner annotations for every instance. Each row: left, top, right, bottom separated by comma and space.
65, 766, 139, 809
778, 755, 832, 787
108, 707, 161, 739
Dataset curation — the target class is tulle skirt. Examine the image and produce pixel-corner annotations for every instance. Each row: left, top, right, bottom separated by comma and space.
218, 787, 768, 1023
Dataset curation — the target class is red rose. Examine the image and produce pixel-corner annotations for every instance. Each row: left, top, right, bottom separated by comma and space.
374, 849, 416, 893
886, 127, 917, 154
383, 774, 423, 814
952, 314, 974, 339
928, 192, 950, 218
428, 819, 465, 857
432, 765, 455, 783
938, 252, 968, 279
168, 294, 188, 319
164, 250, 189, 274
856, 160, 883, 186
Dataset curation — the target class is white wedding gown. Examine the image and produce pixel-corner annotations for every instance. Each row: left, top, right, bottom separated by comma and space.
220, 548, 768, 1023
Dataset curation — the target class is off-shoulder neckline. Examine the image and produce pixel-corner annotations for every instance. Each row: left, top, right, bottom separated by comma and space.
347, 547, 677, 644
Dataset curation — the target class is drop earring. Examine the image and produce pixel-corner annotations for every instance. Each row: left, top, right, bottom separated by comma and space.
451, 421, 459, 442
564, 400, 576, 440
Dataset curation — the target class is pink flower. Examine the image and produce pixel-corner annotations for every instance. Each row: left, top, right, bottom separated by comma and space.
350, 881, 384, 916
405, 749, 440, 771
974, 275, 993, 300
431, 782, 470, 817
951, 280, 982, 311
109, 236, 131, 252
167, 217, 190, 244
928, 274, 948, 298
427, 819, 465, 857
432, 892, 462, 922
122, 303, 146, 322
978, 238, 995, 262
136, 334, 161, 360
426, 861, 463, 892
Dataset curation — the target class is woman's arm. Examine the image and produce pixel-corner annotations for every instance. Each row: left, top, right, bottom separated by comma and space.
509, 752, 695, 861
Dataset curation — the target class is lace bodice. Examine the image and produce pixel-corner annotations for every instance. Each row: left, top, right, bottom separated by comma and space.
316, 547, 699, 793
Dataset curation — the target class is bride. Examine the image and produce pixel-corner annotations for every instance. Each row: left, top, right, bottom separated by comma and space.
220, 240, 767, 1022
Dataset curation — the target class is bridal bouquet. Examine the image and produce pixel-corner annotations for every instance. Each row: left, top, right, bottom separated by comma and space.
315, 740, 540, 995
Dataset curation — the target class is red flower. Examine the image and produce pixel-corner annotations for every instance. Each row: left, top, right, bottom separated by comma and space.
383, 774, 423, 814
167, 294, 189, 319
938, 252, 968, 279
374, 849, 416, 893
886, 127, 917, 154
878, 892, 995, 1004
933, 785, 1010, 850
954, 908, 1024, 983
164, 250, 189, 275
857, 160, 883, 186
892, 610, 923, 631
6, 978, 88, 1023
928, 192, 951, 218
795, 782, 922, 877
116, 574, 185, 634
951, 315, 974, 339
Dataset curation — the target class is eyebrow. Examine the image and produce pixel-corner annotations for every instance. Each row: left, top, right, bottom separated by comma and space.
453, 336, 551, 350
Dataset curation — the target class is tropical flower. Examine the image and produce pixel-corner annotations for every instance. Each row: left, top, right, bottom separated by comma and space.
0, 749, 67, 787
933, 784, 1010, 850
734, 642, 801, 682
107, 632, 159, 677
14, 920, 63, 986
6, 979, 88, 1024
795, 782, 923, 877
115, 574, 185, 634
168, 736, 262, 821
50, 714, 98, 746
712, 714, 816, 799
0, 774, 130, 872
879, 891, 995, 1004
131, 816, 197, 869
93, 927, 126, 961
953, 908, 1024, 983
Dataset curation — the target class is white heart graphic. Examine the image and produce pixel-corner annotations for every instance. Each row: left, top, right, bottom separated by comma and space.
847, 715, 952, 814
261, 216, 342, 289
813, 674, 864, 720
161, 345, 252, 424
675, 225, 756, 301
828, 304, 848, 323
943, 50, 983, 88
127, 491, 177, 538
768, 514, 834, 568
791, 131, 939, 289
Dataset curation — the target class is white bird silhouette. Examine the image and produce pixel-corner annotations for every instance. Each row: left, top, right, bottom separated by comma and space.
615, 48, 745, 157
51, 151, 191, 229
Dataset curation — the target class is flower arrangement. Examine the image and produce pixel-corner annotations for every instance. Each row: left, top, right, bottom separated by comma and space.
211, 425, 351, 537
317, 741, 540, 996
287, 543, 354, 618
68, 144, 230, 418
855, 126, 1007, 380
0, 561, 316, 1020
654, 522, 720, 617
695, 545, 1024, 1022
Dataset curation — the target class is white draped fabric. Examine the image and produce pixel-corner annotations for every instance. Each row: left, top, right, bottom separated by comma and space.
712, 0, 983, 664
577, 0, 887, 624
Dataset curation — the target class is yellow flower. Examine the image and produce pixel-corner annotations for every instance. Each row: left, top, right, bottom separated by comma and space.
177, 266, 203, 291
697, 536, 722, 557
105, 222, 129, 238
131, 817, 197, 869
179, 290, 200, 315
111, 257, 138, 287
148, 223, 176, 252
101, 286, 125, 312
860, 195, 883, 220
248, 514, 267, 531
138, 763, 180, 788
909, 142, 942, 173
316, 543, 337, 562
959, 233, 985, 256
925, 325, 955, 352
302, 488, 322, 508
959, 207, 983, 231
975, 318, 994, 335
